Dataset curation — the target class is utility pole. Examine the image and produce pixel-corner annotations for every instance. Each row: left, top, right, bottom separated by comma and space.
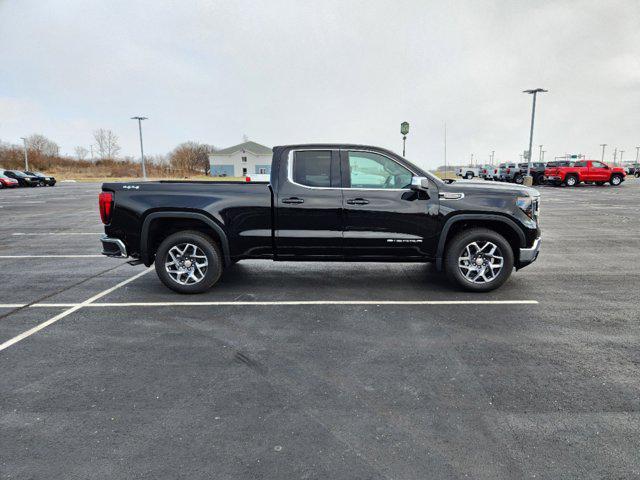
131, 116, 148, 180
600, 144, 607, 162
20, 137, 29, 170
90, 145, 94, 160
523, 88, 547, 182
444, 122, 447, 179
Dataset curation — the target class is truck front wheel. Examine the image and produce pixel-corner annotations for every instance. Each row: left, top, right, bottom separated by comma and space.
154, 230, 223, 294
445, 228, 514, 292
610, 174, 623, 186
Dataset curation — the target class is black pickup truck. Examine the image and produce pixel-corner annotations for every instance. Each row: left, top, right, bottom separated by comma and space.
99, 144, 541, 293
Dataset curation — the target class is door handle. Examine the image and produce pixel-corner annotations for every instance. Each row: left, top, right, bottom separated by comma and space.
282, 197, 304, 204
346, 198, 369, 205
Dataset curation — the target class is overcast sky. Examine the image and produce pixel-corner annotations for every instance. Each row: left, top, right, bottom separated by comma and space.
1, 0, 639, 169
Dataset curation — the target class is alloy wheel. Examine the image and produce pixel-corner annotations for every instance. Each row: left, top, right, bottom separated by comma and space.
165, 243, 209, 285
458, 241, 504, 284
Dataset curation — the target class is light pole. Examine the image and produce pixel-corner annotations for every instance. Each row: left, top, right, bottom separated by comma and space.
523, 88, 547, 182
613, 147, 618, 165
490, 150, 495, 165
538, 144, 543, 161
400, 122, 409, 157
619, 150, 624, 165
600, 144, 607, 162
541, 150, 546, 161
635, 146, 640, 163
131, 116, 148, 180
20, 137, 29, 170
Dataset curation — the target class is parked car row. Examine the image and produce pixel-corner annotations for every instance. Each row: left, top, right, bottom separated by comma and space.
457, 160, 629, 187
0, 169, 56, 188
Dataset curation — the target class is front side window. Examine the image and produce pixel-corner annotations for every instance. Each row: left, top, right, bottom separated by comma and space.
347, 151, 412, 189
292, 150, 333, 187
591, 161, 607, 168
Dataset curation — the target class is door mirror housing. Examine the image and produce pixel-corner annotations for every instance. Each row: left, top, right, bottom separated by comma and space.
410, 176, 429, 190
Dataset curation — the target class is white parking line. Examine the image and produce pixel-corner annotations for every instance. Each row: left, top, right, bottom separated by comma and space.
12, 232, 102, 236
0, 268, 152, 352
0, 300, 539, 308
0, 255, 104, 258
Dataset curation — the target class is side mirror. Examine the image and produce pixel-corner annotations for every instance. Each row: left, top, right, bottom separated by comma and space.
410, 176, 429, 190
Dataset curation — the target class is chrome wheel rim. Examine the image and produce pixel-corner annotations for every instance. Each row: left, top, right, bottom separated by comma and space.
165, 243, 208, 285
612, 176, 621, 185
567, 177, 576, 186
458, 241, 504, 284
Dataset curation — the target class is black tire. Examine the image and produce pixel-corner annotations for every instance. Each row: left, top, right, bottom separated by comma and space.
0, 182, 4, 189
465, 172, 474, 179
154, 230, 223, 294
514, 174, 524, 185
444, 228, 514, 292
610, 174, 623, 186
595, 181, 605, 186
565, 175, 578, 187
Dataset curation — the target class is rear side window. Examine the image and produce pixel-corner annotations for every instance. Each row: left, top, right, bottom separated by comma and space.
292, 151, 333, 187
575, 161, 587, 167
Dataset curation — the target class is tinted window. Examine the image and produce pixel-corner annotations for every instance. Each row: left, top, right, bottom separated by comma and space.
348, 151, 412, 189
292, 151, 332, 187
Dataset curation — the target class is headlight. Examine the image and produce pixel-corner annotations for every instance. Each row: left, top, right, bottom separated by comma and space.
516, 196, 534, 218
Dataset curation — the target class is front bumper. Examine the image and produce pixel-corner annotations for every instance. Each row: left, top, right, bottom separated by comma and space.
518, 237, 541, 268
101, 235, 128, 258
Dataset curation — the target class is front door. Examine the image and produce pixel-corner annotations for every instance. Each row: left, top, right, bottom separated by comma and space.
340, 149, 440, 259
274, 149, 344, 259
589, 161, 610, 181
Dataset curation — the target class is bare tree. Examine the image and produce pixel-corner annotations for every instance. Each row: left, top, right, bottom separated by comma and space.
169, 142, 215, 174
26, 134, 59, 156
74, 146, 89, 160
93, 129, 121, 160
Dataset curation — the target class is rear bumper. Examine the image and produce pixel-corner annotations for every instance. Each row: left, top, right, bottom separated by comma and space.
101, 235, 128, 258
518, 237, 541, 268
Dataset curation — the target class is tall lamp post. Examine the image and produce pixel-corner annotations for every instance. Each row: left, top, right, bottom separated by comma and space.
538, 144, 543, 161
131, 116, 148, 180
635, 146, 640, 163
20, 137, 29, 170
523, 88, 547, 183
400, 121, 409, 157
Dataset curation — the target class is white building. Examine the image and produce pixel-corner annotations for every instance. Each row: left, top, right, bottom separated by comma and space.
209, 141, 272, 177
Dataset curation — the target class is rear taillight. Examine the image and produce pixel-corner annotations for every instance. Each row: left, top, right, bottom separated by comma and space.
506, 168, 511, 174
99, 192, 113, 225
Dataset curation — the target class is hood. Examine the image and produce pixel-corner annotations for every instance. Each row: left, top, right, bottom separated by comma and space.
442, 180, 539, 197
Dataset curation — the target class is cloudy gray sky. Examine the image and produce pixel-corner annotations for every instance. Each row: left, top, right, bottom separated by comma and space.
1, 0, 639, 169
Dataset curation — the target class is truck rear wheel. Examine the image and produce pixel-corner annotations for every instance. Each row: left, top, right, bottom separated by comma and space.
445, 228, 514, 292
565, 175, 578, 187
154, 230, 223, 294
465, 172, 474, 179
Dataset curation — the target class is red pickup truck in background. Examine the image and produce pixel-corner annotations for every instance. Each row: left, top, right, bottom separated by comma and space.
544, 160, 626, 187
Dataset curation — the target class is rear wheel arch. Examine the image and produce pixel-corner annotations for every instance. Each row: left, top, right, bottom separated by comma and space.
435, 215, 525, 271
140, 211, 231, 267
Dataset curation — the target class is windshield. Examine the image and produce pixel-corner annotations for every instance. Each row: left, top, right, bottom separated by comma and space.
10, 170, 27, 177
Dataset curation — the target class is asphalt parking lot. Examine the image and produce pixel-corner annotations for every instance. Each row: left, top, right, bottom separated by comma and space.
1, 180, 639, 479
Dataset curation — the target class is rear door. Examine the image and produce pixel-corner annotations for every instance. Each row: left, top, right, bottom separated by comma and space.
274, 149, 344, 259
340, 149, 440, 259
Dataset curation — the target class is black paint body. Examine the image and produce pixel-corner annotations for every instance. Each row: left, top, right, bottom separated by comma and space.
102, 144, 540, 269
